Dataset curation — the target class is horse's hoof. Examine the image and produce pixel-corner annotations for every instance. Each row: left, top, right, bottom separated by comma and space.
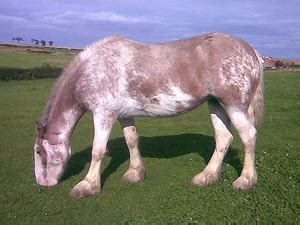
69, 179, 100, 198
232, 175, 257, 190
122, 166, 145, 183
190, 171, 219, 186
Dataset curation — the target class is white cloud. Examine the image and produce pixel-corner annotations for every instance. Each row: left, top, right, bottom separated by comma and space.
0, 13, 67, 30
35, 10, 164, 26
0, 15, 27, 24
82, 11, 164, 24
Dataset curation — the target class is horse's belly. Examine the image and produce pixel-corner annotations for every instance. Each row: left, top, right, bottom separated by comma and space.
121, 86, 197, 117
143, 98, 194, 117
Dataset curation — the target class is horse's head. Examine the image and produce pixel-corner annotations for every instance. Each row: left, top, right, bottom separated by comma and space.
34, 122, 71, 186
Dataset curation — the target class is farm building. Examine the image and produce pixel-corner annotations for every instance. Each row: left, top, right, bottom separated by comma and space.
262, 56, 276, 70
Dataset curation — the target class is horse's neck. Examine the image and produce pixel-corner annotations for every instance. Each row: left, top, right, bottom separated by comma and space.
45, 90, 83, 142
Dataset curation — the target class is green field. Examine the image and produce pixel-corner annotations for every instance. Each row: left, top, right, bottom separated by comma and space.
0, 48, 299, 223
0, 45, 80, 80
0, 45, 78, 69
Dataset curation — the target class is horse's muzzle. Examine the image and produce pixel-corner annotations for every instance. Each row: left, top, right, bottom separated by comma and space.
36, 176, 58, 186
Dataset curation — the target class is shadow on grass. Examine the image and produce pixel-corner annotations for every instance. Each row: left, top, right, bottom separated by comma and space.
61, 133, 242, 185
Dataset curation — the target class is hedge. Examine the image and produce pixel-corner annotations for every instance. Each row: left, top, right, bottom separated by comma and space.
0, 64, 62, 81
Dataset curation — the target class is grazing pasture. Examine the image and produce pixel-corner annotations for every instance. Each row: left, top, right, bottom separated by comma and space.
0, 45, 78, 69
0, 45, 79, 80
0, 46, 299, 223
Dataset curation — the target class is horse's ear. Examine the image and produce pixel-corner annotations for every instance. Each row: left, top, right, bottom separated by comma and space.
35, 121, 46, 138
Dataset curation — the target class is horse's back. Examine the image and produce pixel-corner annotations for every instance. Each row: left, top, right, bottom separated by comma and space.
74, 33, 261, 116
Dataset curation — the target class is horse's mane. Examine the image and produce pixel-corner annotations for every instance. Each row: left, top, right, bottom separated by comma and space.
39, 55, 83, 127
39, 76, 64, 127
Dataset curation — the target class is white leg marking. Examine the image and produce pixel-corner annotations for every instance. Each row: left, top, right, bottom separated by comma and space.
191, 101, 233, 186
227, 110, 257, 189
120, 118, 145, 183
70, 113, 115, 198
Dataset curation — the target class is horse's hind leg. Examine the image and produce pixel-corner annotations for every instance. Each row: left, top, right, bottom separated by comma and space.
119, 117, 145, 183
191, 99, 233, 186
70, 112, 116, 198
226, 107, 257, 189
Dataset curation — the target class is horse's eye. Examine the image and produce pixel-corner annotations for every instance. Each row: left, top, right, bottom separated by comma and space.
36, 149, 40, 154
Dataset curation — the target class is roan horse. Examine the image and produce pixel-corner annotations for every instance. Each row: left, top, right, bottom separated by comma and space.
34, 32, 264, 198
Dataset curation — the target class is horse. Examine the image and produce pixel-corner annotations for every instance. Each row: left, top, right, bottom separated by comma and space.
33, 32, 264, 198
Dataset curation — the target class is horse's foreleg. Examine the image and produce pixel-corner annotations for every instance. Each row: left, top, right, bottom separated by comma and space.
226, 108, 257, 189
120, 117, 145, 183
70, 113, 115, 198
191, 100, 233, 186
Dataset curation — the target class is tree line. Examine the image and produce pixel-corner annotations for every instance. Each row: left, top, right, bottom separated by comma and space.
11, 37, 54, 47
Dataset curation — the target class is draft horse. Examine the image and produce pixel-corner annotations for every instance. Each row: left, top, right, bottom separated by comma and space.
34, 33, 264, 198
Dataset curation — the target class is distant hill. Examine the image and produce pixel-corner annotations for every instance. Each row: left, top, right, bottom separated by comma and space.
0, 41, 83, 51
271, 57, 300, 65
262, 56, 300, 70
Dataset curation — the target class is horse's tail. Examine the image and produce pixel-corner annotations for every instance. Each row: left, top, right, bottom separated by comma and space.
248, 50, 264, 127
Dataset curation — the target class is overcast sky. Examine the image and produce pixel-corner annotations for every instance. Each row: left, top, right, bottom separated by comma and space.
0, 0, 299, 58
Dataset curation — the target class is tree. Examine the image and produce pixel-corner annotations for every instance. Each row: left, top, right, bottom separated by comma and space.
31, 39, 39, 45
12, 37, 23, 43
40, 40, 46, 46
275, 60, 284, 68
16, 37, 23, 43
48, 41, 54, 46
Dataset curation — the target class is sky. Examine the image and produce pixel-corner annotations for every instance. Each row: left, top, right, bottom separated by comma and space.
0, 0, 299, 58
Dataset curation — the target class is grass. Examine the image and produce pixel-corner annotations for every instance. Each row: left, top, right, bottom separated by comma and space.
0, 69, 299, 223
0, 45, 78, 69
0, 45, 80, 80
